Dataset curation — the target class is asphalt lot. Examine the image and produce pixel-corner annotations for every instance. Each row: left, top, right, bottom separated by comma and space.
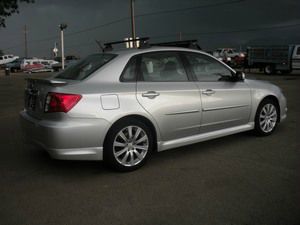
0, 70, 299, 225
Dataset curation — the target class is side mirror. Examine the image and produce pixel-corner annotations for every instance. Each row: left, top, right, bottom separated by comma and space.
233, 71, 245, 81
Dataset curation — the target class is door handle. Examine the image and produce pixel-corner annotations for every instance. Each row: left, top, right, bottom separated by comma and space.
142, 91, 160, 99
202, 89, 216, 96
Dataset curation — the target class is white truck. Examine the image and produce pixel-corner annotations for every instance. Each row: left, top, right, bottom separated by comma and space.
0, 54, 19, 66
246, 45, 300, 74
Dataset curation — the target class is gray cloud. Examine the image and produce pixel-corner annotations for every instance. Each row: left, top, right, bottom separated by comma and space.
1, 0, 299, 57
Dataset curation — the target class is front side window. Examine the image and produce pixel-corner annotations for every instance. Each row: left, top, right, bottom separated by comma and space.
297, 47, 300, 55
139, 52, 188, 82
56, 53, 117, 80
185, 53, 233, 82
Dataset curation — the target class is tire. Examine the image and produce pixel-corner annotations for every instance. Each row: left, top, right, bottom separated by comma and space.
104, 118, 154, 172
254, 99, 279, 136
264, 65, 274, 75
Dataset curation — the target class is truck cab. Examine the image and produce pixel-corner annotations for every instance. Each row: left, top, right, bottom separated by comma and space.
0, 55, 19, 66
292, 45, 300, 69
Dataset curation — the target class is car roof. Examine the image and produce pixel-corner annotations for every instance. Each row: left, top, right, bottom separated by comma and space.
112, 46, 208, 58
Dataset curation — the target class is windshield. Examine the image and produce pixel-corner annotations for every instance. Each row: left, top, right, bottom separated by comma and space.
55, 53, 117, 80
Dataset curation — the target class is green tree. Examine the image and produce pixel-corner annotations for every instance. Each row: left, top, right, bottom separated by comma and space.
0, 0, 34, 27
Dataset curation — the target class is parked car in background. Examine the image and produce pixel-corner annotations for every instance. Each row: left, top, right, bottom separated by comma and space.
0, 54, 19, 66
213, 48, 246, 67
20, 46, 287, 171
247, 45, 300, 74
21, 58, 58, 73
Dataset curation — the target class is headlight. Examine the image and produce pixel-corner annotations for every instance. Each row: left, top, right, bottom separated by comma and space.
227, 57, 231, 61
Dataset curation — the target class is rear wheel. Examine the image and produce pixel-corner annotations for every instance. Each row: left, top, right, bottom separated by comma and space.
254, 99, 279, 136
104, 119, 153, 171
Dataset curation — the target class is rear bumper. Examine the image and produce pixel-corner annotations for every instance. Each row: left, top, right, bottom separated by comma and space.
20, 110, 110, 161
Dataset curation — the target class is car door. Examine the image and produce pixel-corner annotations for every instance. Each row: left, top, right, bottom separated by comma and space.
183, 52, 251, 133
136, 51, 202, 142
292, 45, 300, 69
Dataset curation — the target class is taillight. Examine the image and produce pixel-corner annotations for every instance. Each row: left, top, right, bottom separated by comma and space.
45, 92, 82, 113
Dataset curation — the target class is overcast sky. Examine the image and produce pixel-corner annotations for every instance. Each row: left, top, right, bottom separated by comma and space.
0, 0, 300, 58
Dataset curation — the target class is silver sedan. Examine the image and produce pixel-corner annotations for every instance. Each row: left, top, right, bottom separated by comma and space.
20, 47, 287, 171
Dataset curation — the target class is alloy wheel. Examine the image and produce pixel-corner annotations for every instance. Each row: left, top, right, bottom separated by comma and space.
259, 103, 278, 133
113, 126, 149, 167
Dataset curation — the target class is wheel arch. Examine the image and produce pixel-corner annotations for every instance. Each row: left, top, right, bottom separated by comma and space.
104, 114, 159, 152
258, 95, 281, 122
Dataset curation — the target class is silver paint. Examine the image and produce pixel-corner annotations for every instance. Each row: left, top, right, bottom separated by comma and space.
20, 47, 287, 161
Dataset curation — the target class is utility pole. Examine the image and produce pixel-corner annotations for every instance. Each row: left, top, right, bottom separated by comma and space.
130, 0, 136, 47
59, 23, 67, 70
179, 32, 182, 41
24, 25, 28, 58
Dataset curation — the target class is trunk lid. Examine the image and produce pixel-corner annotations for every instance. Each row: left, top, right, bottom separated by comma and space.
24, 78, 68, 119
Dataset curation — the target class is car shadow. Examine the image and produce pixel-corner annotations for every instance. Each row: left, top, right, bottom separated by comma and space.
23, 131, 253, 175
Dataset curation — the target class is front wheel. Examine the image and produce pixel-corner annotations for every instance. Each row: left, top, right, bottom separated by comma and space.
104, 119, 153, 171
254, 99, 279, 136
264, 65, 274, 75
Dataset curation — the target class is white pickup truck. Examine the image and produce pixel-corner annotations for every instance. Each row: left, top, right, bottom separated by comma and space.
247, 45, 300, 74
0, 54, 19, 66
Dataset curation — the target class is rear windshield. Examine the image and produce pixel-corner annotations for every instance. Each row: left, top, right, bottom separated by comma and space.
55, 53, 117, 80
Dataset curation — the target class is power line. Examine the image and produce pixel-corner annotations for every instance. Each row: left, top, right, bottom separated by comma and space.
136, 0, 245, 18
2, 0, 245, 50
66, 22, 300, 49
149, 23, 300, 40
4, 21, 300, 52
55, 0, 246, 38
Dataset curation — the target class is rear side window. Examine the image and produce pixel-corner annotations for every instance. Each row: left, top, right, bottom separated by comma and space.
56, 53, 117, 80
139, 52, 188, 82
120, 57, 137, 82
